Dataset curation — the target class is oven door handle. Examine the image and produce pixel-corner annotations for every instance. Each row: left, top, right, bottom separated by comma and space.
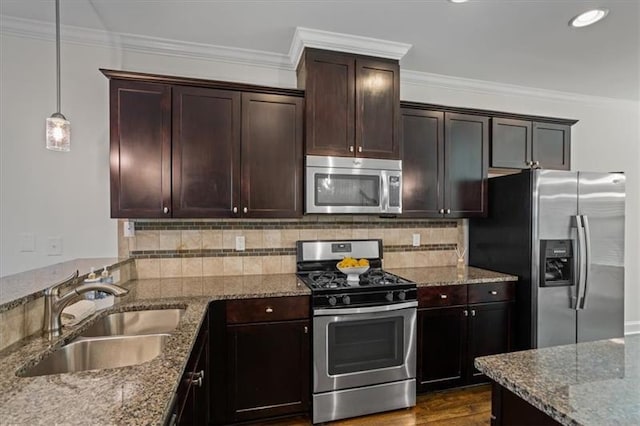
314, 301, 418, 316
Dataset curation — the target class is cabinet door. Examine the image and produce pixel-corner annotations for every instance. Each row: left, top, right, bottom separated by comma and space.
172, 86, 241, 218
227, 320, 310, 422
356, 58, 400, 159
417, 306, 467, 392
176, 324, 209, 425
491, 118, 532, 169
444, 113, 489, 218
401, 108, 444, 217
241, 93, 304, 218
532, 122, 571, 170
109, 80, 171, 218
467, 302, 513, 383
303, 50, 355, 157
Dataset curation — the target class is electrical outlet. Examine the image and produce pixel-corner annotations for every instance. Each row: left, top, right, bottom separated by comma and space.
123, 221, 135, 237
47, 237, 63, 256
412, 233, 420, 247
20, 233, 36, 252
235, 236, 245, 251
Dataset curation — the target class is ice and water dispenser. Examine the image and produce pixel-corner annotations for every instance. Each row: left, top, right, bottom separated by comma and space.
540, 240, 574, 287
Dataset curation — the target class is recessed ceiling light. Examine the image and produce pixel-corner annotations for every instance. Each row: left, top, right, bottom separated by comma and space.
569, 8, 609, 28
449, 0, 469, 3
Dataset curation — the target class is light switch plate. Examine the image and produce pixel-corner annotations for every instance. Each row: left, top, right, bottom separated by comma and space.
235, 236, 245, 251
47, 237, 63, 256
20, 233, 36, 252
412, 233, 420, 247
123, 221, 135, 237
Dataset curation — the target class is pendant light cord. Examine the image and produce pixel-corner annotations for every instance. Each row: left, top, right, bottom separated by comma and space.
55, 0, 61, 114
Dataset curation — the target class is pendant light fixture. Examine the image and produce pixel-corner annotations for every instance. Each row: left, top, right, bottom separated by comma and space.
46, 0, 70, 152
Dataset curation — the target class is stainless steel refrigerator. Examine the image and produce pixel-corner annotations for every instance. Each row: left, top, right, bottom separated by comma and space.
469, 170, 625, 350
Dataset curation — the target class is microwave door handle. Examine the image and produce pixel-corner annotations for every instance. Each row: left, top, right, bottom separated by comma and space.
379, 171, 389, 213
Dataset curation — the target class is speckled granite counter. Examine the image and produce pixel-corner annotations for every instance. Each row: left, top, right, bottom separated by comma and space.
388, 266, 517, 287
475, 336, 640, 426
0, 273, 308, 425
0, 257, 133, 311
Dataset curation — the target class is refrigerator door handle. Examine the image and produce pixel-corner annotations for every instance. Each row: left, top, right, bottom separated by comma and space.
580, 215, 592, 309
572, 215, 586, 310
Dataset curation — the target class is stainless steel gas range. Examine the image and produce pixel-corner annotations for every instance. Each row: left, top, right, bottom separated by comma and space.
296, 239, 417, 424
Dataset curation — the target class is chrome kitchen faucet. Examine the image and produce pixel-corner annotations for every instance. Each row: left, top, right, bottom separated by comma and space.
42, 270, 129, 340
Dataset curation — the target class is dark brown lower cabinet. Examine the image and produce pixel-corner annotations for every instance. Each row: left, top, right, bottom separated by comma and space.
226, 320, 310, 422
467, 301, 513, 384
417, 283, 515, 393
417, 306, 467, 392
172, 312, 209, 425
491, 382, 561, 426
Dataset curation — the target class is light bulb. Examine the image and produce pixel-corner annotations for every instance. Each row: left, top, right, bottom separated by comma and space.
570, 9, 609, 28
46, 114, 71, 152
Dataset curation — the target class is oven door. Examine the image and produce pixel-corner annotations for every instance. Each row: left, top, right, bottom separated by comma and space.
313, 301, 417, 393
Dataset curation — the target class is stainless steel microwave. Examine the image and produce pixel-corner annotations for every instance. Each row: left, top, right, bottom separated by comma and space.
305, 155, 402, 214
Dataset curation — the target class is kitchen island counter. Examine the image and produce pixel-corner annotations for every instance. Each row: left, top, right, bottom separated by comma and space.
0, 274, 309, 425
475, 335, 640, 426
388, 265, 517, 287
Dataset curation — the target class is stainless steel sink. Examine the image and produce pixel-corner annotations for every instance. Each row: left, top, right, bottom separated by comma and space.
18, 334, 169, 377
80, 308, 185, 337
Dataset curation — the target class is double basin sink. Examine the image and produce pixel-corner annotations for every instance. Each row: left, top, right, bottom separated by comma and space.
20, 308, 185, 377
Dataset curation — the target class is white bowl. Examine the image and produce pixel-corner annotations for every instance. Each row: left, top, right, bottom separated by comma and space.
337, 265, 370, 282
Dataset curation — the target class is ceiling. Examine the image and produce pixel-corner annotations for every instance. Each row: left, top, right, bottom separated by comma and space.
1, 0, 638, 100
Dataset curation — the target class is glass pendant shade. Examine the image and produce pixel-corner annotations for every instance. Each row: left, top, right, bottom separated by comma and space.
46, 113, 71, 152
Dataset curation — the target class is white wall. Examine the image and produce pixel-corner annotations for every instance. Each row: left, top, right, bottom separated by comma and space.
1, 31, 638, 331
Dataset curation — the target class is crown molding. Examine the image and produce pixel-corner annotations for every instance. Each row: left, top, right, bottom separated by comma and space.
0, 15, 292, 70
289, 27, 412, 67
401, 69, 639, 109
2, 15, 635, 107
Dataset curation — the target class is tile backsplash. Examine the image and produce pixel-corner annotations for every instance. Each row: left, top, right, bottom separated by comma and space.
119, 217, 465, 278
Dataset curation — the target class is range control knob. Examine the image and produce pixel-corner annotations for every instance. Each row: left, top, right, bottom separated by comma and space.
342, 295, 351, 305
397, 291, 406, 301
385, 292, 394, 302
328, 296, 337, 306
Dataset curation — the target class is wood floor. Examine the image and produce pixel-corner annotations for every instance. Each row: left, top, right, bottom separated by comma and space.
261, 385, 491, 426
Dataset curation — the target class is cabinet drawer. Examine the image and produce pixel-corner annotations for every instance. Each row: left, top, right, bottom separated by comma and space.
418, 285, 467, 308
468, 281, 515, 304
226, 296, 310, 324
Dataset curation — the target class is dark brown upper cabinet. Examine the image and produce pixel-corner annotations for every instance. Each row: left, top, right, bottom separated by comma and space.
401, 107, 488, 218
109, 79, 171, 218
532, 122, 571, 170
240, 92, 304, 218
104, 69, 304, 219
298, 49, 400, 159
491, 118, 571, 170
172, 86, 241, 218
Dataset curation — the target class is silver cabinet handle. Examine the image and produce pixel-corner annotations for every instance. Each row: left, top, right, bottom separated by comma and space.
471, 309, 476, 317
446, 209, 451, 214
233, 207, 237, 213
489, 291, 498, 295
349, 146, 354, 152
304, 326, 308, 334
243, 207, 248, 213
439, 208, 445, 214
265, 307, 273, 313
189, 370, 204, 387
358, 146, 362, 153
440, 294, 448, 299
163, 207, 169, 214
463, 310, 468, 317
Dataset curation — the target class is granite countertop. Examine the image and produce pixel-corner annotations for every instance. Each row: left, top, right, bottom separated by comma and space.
0, 257, 133, 312
388, 265, 518, 287
475, 335, 640, 426
0, 273, 309, 425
